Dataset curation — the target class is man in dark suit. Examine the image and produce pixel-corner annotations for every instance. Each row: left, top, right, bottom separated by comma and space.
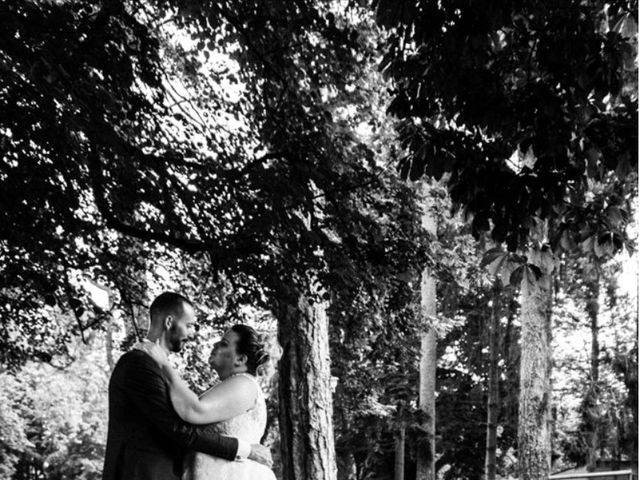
102, 292, 272, 480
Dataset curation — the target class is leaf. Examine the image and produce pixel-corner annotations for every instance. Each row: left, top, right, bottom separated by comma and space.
580, 235, 595, 254
605, 207, 624, 227
594, 236, 607, 258
409, 158, 425, 181
611, 233, 624, 253
527, 264, 543, 280
559, 230, 575, 251
485, 254, 507, 277
509, 265, 524, 287
480, 247, 505, 268
398, 156, 411, 180
387, 94, 410, 118
519, 145, 537, 170
528, 247, 542, 267
539, 249, 555, 274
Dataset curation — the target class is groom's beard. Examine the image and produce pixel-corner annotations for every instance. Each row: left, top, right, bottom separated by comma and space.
168, 326, 187, 352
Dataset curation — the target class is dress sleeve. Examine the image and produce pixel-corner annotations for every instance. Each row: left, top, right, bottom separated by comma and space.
120, 352, 239, 460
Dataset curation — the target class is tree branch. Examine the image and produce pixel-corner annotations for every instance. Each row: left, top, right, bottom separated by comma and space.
86, 144, 268, 265
87, 144, 212, 254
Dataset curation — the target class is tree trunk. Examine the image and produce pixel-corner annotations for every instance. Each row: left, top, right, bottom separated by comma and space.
485, 284, 500, 480
518, 268, 552, 480
586, 275, 600, 472
395, 426, 406, 480
417, 186, 437, 480
277, 294, 337, 480
417, 329, 436, 480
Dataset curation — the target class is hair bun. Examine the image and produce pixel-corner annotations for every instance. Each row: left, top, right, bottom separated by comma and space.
256, 348, 270, 367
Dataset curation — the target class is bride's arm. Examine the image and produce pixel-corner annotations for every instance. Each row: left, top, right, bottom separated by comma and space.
159, 365, 257, 424
136, 341, 258, 424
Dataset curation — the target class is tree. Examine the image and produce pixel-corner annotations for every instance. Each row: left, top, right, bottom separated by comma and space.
0, 0, 211, 367
485, 282, 502, 480
417, 184, 437, 480
436, 225, 520, 480
374, 1, 637, 478
0, 338, 109, 480
1, 1, 426, 478
552, 252, 637, 472
552, 174, 636, 470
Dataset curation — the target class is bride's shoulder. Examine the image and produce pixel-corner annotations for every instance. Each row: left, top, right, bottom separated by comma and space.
215, 373, 260, 405
223, 373, 260, 392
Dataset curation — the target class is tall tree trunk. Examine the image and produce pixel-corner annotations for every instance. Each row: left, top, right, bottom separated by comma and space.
586, 275, 600, 472
485, 283, 501, 480
277, 294, 337, 480
626, 344, 637, 469
518, 265, 552, 480
417, 186, 437, 480
395, 426, 406, 480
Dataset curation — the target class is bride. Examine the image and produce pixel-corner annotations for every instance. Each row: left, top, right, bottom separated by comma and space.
140, 324, 277, 480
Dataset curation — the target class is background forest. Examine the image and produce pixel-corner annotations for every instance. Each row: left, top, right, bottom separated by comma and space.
0, 1, 637, 480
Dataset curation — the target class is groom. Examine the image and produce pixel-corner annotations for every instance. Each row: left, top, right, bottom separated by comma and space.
102, 292, 272, 480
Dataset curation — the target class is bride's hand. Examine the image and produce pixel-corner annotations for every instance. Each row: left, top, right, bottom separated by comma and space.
136, 340, 169, 367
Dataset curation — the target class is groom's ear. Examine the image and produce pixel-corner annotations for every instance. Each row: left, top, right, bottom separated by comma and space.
164, 315, 173, 330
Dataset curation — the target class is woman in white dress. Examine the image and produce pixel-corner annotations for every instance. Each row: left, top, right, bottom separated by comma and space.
141, 324, 277, 480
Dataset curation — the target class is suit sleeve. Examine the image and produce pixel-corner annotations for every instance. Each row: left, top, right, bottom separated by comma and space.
121, 352, 239, 460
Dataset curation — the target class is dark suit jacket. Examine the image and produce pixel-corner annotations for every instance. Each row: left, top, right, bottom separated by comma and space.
102, 350, 238, 480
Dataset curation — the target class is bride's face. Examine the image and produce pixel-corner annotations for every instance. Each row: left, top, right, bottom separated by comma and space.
209, 329, 243, 373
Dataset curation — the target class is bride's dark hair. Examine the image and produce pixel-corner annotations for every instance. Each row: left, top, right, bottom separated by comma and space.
231, 324, 270, 375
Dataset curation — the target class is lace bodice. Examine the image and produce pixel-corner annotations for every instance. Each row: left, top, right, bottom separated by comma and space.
205, 373, 267, 443
185, 373, 275, 480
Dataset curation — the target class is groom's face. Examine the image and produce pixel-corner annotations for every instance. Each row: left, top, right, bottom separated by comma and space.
166, 302, 197, 352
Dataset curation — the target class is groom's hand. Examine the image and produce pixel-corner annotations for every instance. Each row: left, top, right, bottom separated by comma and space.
248, 444, 273, 468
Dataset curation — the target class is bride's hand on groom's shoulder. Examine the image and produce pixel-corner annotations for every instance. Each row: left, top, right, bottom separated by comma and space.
134, 340, 169, 367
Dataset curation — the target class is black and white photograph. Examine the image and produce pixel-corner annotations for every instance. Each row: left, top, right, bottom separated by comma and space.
0, 1, 637, 480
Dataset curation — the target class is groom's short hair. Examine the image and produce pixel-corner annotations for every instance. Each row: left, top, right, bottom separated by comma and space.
149, 292, 192, 325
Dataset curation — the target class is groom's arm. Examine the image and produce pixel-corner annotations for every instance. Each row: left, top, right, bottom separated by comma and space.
120, 351, 240, 461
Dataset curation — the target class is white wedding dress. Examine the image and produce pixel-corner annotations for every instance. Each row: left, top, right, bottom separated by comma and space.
183, 373, 277, 480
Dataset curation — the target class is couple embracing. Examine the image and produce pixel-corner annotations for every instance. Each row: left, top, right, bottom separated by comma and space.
102, 292, 277, 480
